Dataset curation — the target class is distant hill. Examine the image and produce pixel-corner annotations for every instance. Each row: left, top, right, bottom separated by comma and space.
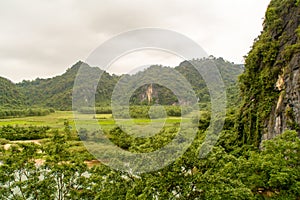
17, 61, 119, 110
176, 57, 244, 107
1, 57, 244, 110
0, 76, 25, 108
130, 57, 244, 107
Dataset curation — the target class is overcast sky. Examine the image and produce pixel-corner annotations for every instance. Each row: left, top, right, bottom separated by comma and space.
0, 0, 271, 83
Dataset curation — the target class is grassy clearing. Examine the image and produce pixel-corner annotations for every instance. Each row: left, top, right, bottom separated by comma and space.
0, 111, 75, 129
0, 111, 188, 164
0, 111, 185, 137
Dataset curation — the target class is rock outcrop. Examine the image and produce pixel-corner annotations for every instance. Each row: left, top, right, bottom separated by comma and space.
237, 0, 300, 146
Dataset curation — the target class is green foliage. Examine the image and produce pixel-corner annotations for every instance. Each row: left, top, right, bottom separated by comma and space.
0, 130, 90, 199
17, 61, 119, 110
0, 76, 25, 108
107, 125, 179, 153
0, 143, 45, 199
0, 138, 9, 145
78, 106, 112, 114
175, 58, 244, 107
283, 42, 300, 60
88, 105, 193, 119
105, 130, 299, 199
238, 131, 300, 198
0, 121, 299, 199
0, 108, 53, 119
237, 0, 299, 146
0, 125, 50, 140
237, 133, 296, 197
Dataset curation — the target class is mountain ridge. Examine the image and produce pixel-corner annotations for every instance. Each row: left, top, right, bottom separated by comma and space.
0, 57, 244, 110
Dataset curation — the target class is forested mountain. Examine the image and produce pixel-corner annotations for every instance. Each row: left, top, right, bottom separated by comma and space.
125, 57, 244, 106
0, 76, 25, 108
176, 57, 244, 106
16, 61, 119, 110
237, 0, 300, 146
1, 57, 243, 110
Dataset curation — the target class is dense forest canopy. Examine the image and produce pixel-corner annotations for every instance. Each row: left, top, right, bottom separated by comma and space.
0, 77, 25, 108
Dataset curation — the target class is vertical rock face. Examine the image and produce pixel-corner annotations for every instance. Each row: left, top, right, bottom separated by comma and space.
146, 84, 153, 104
237, 0, 300, 146
266, 54, 300, 140
264, 1, 300, 140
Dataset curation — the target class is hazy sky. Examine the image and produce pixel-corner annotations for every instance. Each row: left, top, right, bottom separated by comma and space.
0, 0, 270, 82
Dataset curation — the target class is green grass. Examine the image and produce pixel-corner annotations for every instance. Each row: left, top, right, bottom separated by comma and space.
0, 111, 186, 132
0, 111, 75, 128
0, 111, 190, 162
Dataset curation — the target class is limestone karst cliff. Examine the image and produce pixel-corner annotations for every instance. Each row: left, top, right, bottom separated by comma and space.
237, 0, 300, 146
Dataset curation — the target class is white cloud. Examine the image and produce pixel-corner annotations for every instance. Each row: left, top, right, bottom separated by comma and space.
0, 0, 270, 82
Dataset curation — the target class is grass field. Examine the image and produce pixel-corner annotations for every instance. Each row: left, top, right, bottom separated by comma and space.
0, 111, 192, 166
0, 111, 184, 131
0, 111, 75, 128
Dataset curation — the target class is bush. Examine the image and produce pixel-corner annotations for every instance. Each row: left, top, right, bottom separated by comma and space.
0, 125, 50, 140
0, 138, 9, 145
78, 107, 112, 114
0, 108, 52, 119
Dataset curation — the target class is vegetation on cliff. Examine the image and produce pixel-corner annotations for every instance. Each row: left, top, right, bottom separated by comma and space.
237, 0, 300, 146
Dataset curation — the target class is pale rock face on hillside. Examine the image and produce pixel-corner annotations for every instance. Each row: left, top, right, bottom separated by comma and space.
263, 2, 300, 140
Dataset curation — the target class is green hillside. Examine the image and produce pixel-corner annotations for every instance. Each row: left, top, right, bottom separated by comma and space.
0, 76, 25, 108
129, 57, 244, 107
0, 57, 243, 111
176, 57, 244, 107
17, 61, 119, 110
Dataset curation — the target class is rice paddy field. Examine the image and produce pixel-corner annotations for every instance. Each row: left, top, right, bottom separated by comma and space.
0, 111, 183, 130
